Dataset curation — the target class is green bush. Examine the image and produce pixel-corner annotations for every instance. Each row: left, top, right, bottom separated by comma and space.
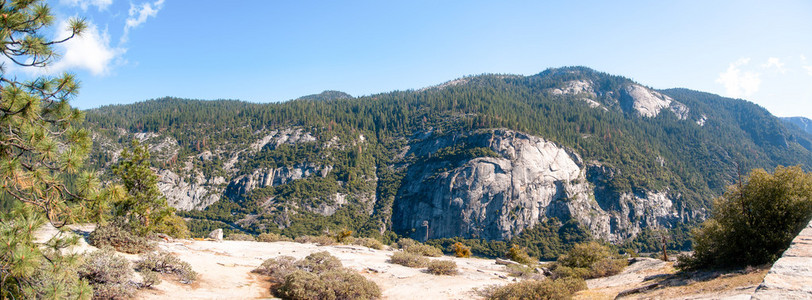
140, 269, 162, 288
87, 223, 156, 254
482, 277, 587, 300
258, 252, 381, 300
352, 237, 385, 250
225, 233, 256, 241
294, 235, 336, 246
276, 269, 380, 300
549, 265, 591, 279
295, 251, 343, 274
426, 260, 458, 275
152, 214, 191, 239
252, 256, 298, 283
405, 244, 443, 257
552, 242, 627, 279
78, 248, 137, 300
396, 238, 418, 249
590, 257, 629, 278
389, 251, 429, 268
257, 232, 293, 242
678, 166, 812, 270
135, 251, 197, 284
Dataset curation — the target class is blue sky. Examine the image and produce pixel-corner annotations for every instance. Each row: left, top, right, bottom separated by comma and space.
20, 1, 812, 118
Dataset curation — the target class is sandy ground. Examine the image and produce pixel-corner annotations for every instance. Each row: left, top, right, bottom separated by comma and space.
36, 224, 516, 299
35, 224, 769, 300
137, 240, 518, 300
576, 257, 767, 300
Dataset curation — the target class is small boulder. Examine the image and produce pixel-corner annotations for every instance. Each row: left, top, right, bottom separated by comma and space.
495, 258, 519, 266
209, 228, 223, 241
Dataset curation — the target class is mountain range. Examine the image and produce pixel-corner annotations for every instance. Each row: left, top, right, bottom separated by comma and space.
83, 66, 812, 255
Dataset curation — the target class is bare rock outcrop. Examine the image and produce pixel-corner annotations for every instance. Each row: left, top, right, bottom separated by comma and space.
224, 163, 332, 199
392, 129, 681, 242
249, 128, 316, 152
753, 219, 812, 299
621, 84, 689, 119
156, 169, 221, 211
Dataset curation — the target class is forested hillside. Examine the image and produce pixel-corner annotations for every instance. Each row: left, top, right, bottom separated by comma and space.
782, 116, 812, 134
82, 67, 812, 257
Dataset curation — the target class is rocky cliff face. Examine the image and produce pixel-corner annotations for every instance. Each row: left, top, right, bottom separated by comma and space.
157, 169, 222, 211
392, 129, 683, 243
224, 163, 332, 200
620, 84, 689, 119
98, 124, 686, 243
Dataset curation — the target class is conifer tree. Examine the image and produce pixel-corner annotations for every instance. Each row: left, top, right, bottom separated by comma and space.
0, 1, 98, 298
111, 141, 188, 238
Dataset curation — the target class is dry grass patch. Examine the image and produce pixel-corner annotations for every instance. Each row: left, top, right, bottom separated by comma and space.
389, 251, 429, 268
427, 260, 458, 275
626, 268, 768, 299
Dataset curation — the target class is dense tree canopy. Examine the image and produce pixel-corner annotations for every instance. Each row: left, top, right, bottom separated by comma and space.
0, 1, 97, 298
679, 165, 812, 270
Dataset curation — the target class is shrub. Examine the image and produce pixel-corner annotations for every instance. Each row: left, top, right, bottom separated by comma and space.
352, 237, 385, 250
275, 271, 320, 299
252, 256, 298, 281
295, 251, 343, 274
427, 260, 458, 275
78, 248, 136, 300
482, 277, 587, 300
678, 166, 812, 270
294, 235, 335, 246
396, 238, 418, 249
152, 214, 191, 239
225, 233, 256, 241
276, 269, 380, 300
558, 241, 608, 269
405, 244, 443, 257
335, 229, 353, 243
452, 242, 471, 258
257, 232, 293, 243
553, 241, 627, 279
317, 269, 381, 299
508, 244, 535, 265
549, 265, 591, 279
590, 257, 628, 278
262, 252, 381, 300
139, 269, 162, 288
389, 251, 429, 268
87, 223, 155, 254
135, 251, 197, 284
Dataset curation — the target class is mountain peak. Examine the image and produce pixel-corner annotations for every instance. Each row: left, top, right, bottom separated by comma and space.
296, 90, 353, 102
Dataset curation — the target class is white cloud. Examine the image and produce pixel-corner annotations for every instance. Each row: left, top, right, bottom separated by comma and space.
45, 20, 126, 76
761, 57, 786, 74
802, 55, 812, 76
716, 58, 761, 98
121, 0, 165, 43
60, 0, 113, 11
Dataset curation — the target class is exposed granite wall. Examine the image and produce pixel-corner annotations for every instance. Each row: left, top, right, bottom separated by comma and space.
752, 218, 812, 299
